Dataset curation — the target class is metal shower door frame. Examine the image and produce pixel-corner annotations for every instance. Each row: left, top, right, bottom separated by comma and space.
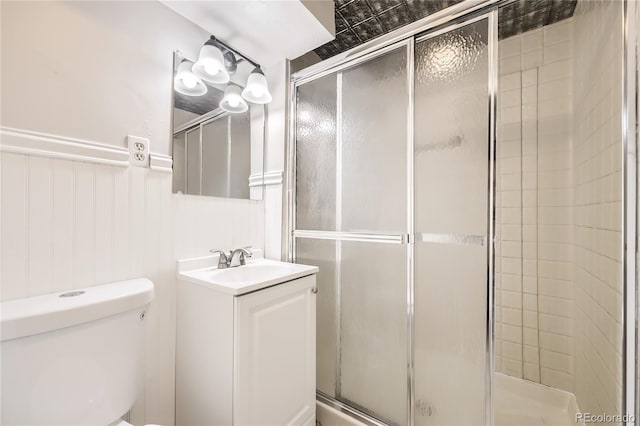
287, 5, 497, 425
284, 0, 639, 425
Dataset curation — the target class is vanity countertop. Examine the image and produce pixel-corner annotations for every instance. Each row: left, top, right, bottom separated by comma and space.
176, 252, 318, 296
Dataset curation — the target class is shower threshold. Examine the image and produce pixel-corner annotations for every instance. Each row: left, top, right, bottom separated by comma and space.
316, 374, 583, 426
494, 373, 583, 426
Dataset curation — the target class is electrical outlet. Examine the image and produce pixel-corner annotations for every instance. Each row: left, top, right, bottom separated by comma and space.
127, 135, 150, 167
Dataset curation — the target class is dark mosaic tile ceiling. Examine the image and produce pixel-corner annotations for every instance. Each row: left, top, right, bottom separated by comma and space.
314, 0, 577, 60
498, 0, 577, 39
174, 83, 224, 116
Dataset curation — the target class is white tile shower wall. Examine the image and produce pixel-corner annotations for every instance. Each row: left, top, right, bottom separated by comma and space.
0, 153, 265, 424
572, 0, 623, 417
496, 18, 574, 390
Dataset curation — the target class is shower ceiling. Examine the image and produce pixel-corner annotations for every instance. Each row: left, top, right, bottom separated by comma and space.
174, 84, 225, 116
314, 0, 577, 60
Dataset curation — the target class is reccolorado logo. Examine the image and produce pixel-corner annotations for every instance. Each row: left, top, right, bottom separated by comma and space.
576, 413, 636, 423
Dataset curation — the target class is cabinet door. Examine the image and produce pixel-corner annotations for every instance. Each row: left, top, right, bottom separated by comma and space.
234, 275, 316, 426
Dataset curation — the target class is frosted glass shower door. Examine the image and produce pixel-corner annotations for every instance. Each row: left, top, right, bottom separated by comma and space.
413, 18, 490, 425
294, 44, 410, 425
293, 15, 493, 425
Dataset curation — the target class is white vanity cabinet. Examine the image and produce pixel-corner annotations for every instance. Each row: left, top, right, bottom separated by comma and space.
176, 257, 318, 426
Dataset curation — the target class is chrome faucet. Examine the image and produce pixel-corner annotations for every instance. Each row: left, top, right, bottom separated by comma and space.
209, 247, 253, 269
229, 247, 253, 267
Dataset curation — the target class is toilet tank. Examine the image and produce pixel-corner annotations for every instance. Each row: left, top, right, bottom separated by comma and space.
0, 279, 154, 426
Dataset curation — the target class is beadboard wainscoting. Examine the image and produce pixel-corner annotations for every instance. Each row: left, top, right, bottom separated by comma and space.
0, 144, 264, 424
1, 1, 269, 423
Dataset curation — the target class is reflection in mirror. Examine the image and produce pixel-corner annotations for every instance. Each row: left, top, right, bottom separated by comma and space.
171, 51, 264, 200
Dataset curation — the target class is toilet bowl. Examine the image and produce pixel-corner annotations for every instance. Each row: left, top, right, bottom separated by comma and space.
1, 279, 154, 426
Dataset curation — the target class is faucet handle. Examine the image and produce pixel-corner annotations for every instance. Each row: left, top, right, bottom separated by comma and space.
209, 249, 230, 268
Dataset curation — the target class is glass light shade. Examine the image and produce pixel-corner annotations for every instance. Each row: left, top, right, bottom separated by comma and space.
193, 44, 230, 84
220, 85, 248, 113
241, 68, 272, 104
174, 60, 207, 96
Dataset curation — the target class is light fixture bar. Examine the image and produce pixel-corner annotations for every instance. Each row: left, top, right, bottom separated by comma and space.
207, 36, 260, 69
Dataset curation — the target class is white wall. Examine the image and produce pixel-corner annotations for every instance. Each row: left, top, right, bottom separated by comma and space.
0, 2, 265, 425
0, 1, 207, 156
263, 60, 289, 260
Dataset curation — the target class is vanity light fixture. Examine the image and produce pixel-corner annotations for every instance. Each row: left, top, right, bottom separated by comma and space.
193, 39, 230, 84
224, 51, 238, 75
174, 59, 207, 96
219, 84, 249, 113
241, 67, 272, 104
177, 35, 273, 110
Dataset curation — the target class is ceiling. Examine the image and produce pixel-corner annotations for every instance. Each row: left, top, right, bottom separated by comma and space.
174, 84, 224, 116
161, 0, 335, 66
497, 0, 577, 38
313, 0, 577, 60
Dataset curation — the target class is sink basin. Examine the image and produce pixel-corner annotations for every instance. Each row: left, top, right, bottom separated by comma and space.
202, 263, 294, 283
177, 256, 318, 296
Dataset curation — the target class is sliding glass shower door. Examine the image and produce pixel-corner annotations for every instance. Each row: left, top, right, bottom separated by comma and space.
294, 43, 411, 425
413, 18, 491, 425
292, 15, 493, 426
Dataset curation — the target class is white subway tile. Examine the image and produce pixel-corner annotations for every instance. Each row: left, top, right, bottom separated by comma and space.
500, 72, 522, 91
522, 48, 543, 70
539, 278, 572, 299
540, 332, 572, 355
524, 362, 541, 382
503, 307, 523, 327
539, 313, 571, 336
541, 367, 572, 391
538, 295, 572, 318
523, 294, 538, 312
544, 40, 571, 63
523, 327, 539, 347
503, 341, 523, 361
500, 36, 522, 58
523, 345, 540, 364
500, 55, 521, 75
502, 290, 523, 310
544, 20, 572, 46
540, 349, 573, 374
539, 60, 572, 83
522, 69, 538, 87
502, 358, 523, 378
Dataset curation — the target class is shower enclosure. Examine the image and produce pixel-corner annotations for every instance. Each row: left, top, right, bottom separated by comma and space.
286, 1, 637, 425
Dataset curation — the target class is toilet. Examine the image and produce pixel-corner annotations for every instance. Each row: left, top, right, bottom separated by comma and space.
1, 278, 154, 425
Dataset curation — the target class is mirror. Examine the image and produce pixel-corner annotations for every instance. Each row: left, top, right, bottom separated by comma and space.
171, 51, 264, 200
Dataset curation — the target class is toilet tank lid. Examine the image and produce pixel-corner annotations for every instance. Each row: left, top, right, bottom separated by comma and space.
1, 278, 154, 342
